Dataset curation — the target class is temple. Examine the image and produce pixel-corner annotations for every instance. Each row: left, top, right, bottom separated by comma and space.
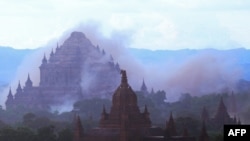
5, 31, 120, 111
200, 97, 238, 130
140, 79, 148, 95
75, 70, 195, 141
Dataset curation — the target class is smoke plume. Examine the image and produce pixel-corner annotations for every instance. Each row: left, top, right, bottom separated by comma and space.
67, 22, 243, 102
0, 21, 244, 110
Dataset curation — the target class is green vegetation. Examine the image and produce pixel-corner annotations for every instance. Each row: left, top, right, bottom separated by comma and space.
0, 90, 249, 141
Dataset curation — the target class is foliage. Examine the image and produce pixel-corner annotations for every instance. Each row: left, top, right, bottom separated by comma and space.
57, 128, 73, 141
73, 98, 112, 120
0, 126, 73, 141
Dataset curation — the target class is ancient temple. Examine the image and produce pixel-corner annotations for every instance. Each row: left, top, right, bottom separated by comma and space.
140, 79, 148, 95
5, 31, 120, 111
198, 121, 209, 141
75, 70, 195, 141
200, 97, 238, 130
99, 70, 151, 128
213, 97, 231, 124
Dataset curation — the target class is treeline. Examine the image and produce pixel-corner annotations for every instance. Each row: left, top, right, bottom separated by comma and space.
0, 90, 249, 141
0, 126, 73, 141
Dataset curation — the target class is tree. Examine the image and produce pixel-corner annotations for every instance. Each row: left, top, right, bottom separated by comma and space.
23, 113, 36, 126
15, 127, 36, 141
57, 128, 73, 141
36, 125, 56, 141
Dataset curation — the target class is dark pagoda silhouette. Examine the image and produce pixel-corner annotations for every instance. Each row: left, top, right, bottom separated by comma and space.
5, 31, 120, 111
75, 70, 195, 141
212, 97, 236, 128
200, 97, 237, 130
140, 79, 148, 95
100, 70, 151, 128
198, 121, 209, 141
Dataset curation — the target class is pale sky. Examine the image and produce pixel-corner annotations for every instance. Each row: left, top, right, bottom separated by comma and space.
1, 0, 250, 50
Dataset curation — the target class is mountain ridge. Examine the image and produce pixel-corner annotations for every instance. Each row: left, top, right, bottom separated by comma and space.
1, 46, 250, 85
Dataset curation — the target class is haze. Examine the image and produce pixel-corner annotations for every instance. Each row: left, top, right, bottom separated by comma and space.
1, 0, 250, 50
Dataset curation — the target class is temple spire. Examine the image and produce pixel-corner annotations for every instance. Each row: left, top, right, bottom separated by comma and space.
74, 115, 84, 141
16, 80, 22, 93
25, 73, 33, 87
140, 78, 148, 94
42, 53, 47, 64
165, 112, 177, 137
198, 121, 209, 141
7, 88, 13, 99
214, 97, 230, 124
5, 87, 14, 110
120, 70, 128, 86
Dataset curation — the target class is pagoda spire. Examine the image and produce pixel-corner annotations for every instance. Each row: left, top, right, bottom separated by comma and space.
120, 70, 128, 86
49, 49, 55, 62
7, 88, 14, 100
25, 73, 33, 87
214, 97, 230, 124
140, 78, 148, 94
74, 115, 84, 141
42, 53, 47, 64
100, 69, 151, 128
5, 87, 14, 110
198, 121, 209, 141
165, 112, 177, 137
16, 80, 22, 93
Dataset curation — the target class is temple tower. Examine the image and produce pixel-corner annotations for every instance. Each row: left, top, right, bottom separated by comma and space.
74, 115, 84, 141
5, 88, 14, 110
165, 112, 177, 137
99, 70, 151, 128
140, 79, 148, 95
198, 121, 209, 141
214, 97, 231, 124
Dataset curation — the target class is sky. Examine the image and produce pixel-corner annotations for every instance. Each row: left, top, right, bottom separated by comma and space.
0, 0, 250, 50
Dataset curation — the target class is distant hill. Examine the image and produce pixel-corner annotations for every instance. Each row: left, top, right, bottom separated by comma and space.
128, 48, 250, 81
0, 46, 250, 87
0, 46, 37, 85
